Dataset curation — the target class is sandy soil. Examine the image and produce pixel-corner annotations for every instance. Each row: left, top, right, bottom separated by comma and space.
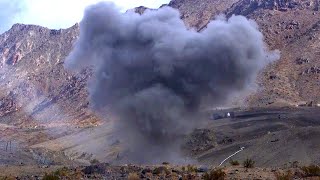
0, 106, 319, 178
197, 107, 320, 167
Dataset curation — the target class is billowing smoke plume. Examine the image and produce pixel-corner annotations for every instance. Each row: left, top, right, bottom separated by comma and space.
65, 2, 279, 163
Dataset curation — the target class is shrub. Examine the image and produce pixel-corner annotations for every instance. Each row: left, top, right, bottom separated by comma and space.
229, 159, 240, 166
42, 173, 59, 180
82, 164, 107, 175
203, 169, 226, 180
301, 165, 320, 177
275, 170, 293, 180
186, 164, 197, 173
181, 166, 186, 171
153, 166, 170, 175
162, 162, 170, 165
53, 167, 69, 176
90, 158, 100, 165
290, 161, 299, 168
128, 173, 140, 180
243, 158, 255, 168
42, 167, 76, 180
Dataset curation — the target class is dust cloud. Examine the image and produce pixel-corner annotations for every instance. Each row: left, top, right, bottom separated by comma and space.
65, 2, 279, 163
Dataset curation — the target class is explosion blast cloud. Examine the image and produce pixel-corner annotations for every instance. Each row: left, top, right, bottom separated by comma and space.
65, 2, 279, 163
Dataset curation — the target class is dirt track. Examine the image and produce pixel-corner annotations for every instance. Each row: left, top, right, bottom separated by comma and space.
0, 106, 319, 177
198, 107, 320, 167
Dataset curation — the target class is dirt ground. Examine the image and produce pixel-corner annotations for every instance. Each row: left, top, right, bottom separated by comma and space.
197, 107, 320, 167
0, 106, 319, 178
2, 163, 319, 179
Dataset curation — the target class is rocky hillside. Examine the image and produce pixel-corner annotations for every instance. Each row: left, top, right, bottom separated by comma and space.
0, 0, 319, 127
0, 23, 98, 129
168, 0, 240, 30
226, 0, 320, 106
166, 0, 320, 106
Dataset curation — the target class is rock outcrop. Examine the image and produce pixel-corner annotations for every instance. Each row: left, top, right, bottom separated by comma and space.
0, 23, 98, 127
0, 0, 320, 126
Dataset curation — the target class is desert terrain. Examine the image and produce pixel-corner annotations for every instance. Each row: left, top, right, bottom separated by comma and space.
0, 0, 319, 179
0, 107, 319, 179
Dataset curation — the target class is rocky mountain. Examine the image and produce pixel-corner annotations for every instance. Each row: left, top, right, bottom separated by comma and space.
166, 0, 320, 106
0, 0, 319, 128
0, 23, 98, 130
168, 0, 240, 30
226, 0, 320, 106
226, 0, 320, 17
0, 0, 319, 174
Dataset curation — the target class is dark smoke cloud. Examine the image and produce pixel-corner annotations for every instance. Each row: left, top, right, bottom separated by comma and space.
65, 2, 279, 163
0, 0, 25, 33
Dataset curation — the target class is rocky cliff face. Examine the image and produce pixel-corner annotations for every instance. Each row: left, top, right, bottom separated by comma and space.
168, 0, 240, 29
226, 0, 320, 106
166, 0, 320, 106
226, 0, 320, 17
0, 23, 98, 127
0, 0, 319, 126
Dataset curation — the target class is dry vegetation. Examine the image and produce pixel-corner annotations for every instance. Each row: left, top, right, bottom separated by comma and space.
243, 158, 255, 168
301, 164, 320, 177
275, 170, 293, 180
42, 167, 83, 180
1, 162, 317, 179
128, 173, 140, 180
203, 169, 226, 180
229, 159, 240, 166
0, 0, 320, 179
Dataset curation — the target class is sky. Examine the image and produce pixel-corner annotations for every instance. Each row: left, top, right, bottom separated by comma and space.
0, 0, 170, 33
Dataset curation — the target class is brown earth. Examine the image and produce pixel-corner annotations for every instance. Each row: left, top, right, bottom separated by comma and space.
0, 0, 320, 178
2, 163, 319, 179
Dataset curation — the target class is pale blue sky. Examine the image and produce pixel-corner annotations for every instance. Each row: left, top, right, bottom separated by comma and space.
0, 0, 170, 33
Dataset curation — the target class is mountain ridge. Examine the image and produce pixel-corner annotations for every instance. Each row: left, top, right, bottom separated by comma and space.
0, 0, 319, 128
0, 1, 319, 175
